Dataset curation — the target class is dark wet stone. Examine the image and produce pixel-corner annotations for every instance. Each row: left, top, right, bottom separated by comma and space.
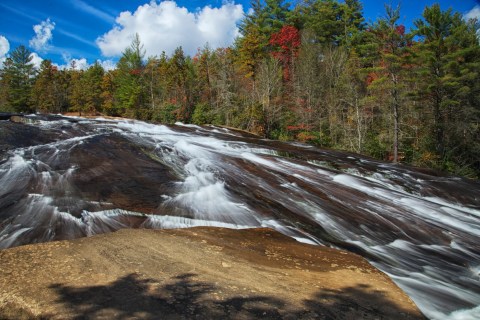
0, 115, 479, 318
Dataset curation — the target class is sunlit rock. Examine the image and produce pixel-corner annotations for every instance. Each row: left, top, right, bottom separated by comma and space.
0, 228, 425, 319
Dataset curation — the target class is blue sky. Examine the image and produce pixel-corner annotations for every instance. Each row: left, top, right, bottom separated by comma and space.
0, 0, 479, 70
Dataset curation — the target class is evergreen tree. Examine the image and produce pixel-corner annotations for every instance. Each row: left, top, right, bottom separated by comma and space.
83, 62, 104, 114
413, 4, 480, 175
237, 0, 291, 80
240, 0, 291, 38
69, 69, 86, 114
340, 0, 366, 47
115, 33, 146, 118
299, 0, 344, 45
31, 60, 62, 113
368, 5, 412, 162
0, 46, 36, 112
262, 0, 291, 35
298, 0, 365, 46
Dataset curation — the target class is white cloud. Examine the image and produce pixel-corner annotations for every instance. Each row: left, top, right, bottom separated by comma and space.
0, 35, 10, 64
465, 5, 480, 21
56, 55, 89, 70
29, 52, 44, 69
70, 58, 89, 70
55, 55, 116, 71
60, 52, 88, 70
29, 18, 55, 52
98, 59, 116, 71
96, 1, 244, 57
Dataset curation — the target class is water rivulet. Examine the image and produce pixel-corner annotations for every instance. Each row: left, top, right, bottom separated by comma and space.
1, 115, 479, 319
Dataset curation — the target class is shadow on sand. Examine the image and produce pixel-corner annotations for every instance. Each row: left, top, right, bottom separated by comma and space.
48, 273, 425, 320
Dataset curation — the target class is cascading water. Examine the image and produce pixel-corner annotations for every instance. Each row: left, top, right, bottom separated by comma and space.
0, 114, 479, 319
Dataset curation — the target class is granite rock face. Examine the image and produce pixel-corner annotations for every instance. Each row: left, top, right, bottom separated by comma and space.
0, 227, 425, 319
1, 114, 479, 318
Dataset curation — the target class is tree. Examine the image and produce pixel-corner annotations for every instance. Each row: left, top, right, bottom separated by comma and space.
299, 0, 343, 45
338, 50, 371, 153
211, 48, 241, 126
295, 0, 365, 47
261, 0, 292, 35
69, 69, 86, 115
237, 0, 291, 80
413, 4, 480, 174
100, 70, 117, 116
193, 45, 216, 106
255, 57, 283, 136
83, 62, 104, 114
144, 57, 161, 112
340, 0, 366, 47
291, 30, 323, 139
240, 0, 291, 39
269, 25, 301, 81
115, 33, 146, 118
0, 46, 36, 112
31, 60, 63, 113
236, 26, 266, 80
167, 47, 190, 121
368, 5, 412, 162
447, 17, 480, 176
0, 58, 15, 111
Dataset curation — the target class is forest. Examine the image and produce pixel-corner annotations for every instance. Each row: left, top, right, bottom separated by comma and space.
1, 0, 479, 178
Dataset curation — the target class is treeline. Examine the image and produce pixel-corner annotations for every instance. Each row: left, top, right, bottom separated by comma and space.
1, 1, 479, 178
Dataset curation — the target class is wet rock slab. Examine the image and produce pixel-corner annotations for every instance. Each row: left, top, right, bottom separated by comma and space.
1, 114, 479, 318
0, 227, 425, 319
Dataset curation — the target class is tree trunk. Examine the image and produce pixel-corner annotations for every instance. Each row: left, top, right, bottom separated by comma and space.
392, 74, 400, 163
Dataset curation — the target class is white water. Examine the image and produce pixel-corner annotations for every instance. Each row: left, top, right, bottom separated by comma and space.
1, 116, 479, 319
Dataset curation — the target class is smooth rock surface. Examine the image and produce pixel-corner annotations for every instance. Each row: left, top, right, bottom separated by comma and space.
1, 114, 479, 318
0, 227, 425, 319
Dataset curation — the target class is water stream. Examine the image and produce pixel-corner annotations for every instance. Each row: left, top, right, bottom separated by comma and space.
1, 115, 479, 319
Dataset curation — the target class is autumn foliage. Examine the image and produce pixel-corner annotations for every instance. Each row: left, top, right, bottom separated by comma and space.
269, 25, 300, 80
2, 1, 479, 178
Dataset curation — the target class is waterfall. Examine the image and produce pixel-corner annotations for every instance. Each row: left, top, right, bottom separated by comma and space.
1, 114, 479, 319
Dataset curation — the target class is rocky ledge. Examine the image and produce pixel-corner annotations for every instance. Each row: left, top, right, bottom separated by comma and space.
0, 228, 424, 319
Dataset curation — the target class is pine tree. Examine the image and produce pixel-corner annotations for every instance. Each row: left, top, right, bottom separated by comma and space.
237, 0, 291, 80
340, 0, 366, 47
115, 33, 146, 118
31, 60, 61, 113
83, 62, 104, 114
368, 5, 412, 162
0, 46, 36, 112
413, 4, 480, 175
300, 0, 344, 45
69, 69, 86, 115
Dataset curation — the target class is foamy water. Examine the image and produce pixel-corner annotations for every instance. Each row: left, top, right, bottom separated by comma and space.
1, 116, 479, 319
